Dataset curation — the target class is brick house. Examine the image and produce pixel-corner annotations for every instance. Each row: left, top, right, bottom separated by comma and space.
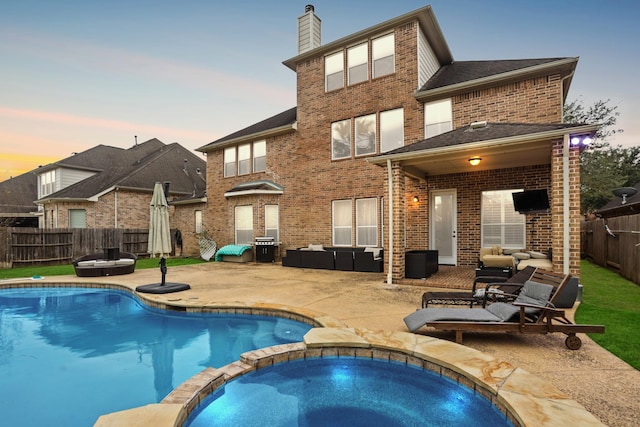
197, 5, 596, 282
30, 138, 207, 256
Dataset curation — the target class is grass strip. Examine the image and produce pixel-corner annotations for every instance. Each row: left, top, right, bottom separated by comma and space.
577, 260, 640, 370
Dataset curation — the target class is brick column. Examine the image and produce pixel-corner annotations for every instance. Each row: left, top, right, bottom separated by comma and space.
390, 161, 406, 282
550, 138, 582, 278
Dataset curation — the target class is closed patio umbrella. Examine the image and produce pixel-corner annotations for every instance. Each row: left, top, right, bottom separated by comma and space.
147, 182, 172, 258
137, 182, 190, 294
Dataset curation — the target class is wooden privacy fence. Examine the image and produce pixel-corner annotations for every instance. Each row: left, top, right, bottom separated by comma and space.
0, 228, 165, 268
581, 213, 640, 285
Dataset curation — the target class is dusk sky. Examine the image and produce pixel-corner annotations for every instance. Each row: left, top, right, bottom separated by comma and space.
1, 0, 638, 181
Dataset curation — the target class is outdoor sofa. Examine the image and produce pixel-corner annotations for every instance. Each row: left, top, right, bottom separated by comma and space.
282, 245, 383, 272
73, 251, 137, 277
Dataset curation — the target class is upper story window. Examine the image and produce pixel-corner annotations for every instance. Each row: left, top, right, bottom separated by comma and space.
325, 51, 344, 92
331, 119, 352, 160
372, 33, 394, 78
238, 143, 251, 175
332, 108, 404, 159
347, 43, 368, 85
355, 114, 376, 156
224, 140, 266, 177
253, 140, 266, 172
380, 108, 404, 153
325, 32, 395, 92
425, 99, 453, 138
38, 170, 56, 198
224, 147, 236, 177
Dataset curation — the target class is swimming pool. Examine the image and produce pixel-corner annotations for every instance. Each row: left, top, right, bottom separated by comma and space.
186, 357, 514, 426
0, 287, 312, 426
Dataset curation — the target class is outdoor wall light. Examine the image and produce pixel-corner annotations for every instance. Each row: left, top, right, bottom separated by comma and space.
413, 196, 419, 203
468, 157, 482, 166
571, 136, 593, 146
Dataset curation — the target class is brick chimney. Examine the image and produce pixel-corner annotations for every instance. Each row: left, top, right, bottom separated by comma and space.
298, 5, 321, 54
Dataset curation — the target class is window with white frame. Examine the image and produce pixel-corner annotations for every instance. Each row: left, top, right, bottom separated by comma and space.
235, 205, 253, 244
253, 140, 266, 172
325, 51, 344, 92
68, 209, 86, 228
224, 147, 236, 177
238, 143, 251, 175
481, 190, 525, 248
265, 205, 279, 241
332, 200, 352, 246
39, 170, 56, 198
380, 108, 404, 152
355, 114, 376, 156
195, 210, 203, 234
372, 33, 394, 78
424, 99, 452, 138
331, 119, 351, 160
347, 42, 368, 85
356, 198, 378, 246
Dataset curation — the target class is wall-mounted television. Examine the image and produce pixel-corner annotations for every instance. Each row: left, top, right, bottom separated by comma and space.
512, 189, 550, 213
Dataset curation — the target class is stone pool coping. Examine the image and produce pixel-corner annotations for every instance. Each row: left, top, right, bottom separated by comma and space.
96, 330, 605, 427
0, 281, 603, 427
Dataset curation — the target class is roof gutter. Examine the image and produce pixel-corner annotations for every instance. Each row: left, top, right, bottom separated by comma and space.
414, 57, 578, 102
197, 123, 297, 153
367, 124, 598, 165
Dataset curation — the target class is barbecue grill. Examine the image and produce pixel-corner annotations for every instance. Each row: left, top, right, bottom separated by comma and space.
254, 237, 278, 262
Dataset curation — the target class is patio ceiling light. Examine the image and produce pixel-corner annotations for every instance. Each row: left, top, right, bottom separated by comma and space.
571, 136, 593, 146
468, 157, 482, 166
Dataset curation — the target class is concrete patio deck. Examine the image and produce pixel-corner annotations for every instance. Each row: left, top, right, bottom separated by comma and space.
8, 261, 638, 426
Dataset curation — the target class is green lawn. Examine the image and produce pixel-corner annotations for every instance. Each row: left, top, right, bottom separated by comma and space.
576, 260, 640, 370
0, 257, 206, 280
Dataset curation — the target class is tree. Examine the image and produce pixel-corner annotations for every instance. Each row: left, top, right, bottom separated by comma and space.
563, 98, 639, 213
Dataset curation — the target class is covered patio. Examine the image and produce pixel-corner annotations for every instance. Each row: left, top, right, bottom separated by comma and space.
368, 122, 598, 284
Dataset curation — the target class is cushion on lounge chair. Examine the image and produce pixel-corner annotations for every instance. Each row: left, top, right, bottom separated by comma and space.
486, 302, 520, 321
403, 308, 503, 332
364, 247, 382, 259
516, 280, 553, 306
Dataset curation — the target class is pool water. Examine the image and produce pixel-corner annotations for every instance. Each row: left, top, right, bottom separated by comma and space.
186, 357, 514, 427
0, 287, 312, 427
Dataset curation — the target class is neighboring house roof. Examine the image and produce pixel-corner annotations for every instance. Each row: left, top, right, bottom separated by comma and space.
415, 57, 578, 102
37, 139, 207, 203
197, 107, 297, 152
595, 182, 640, 218
0, 170, 38, 215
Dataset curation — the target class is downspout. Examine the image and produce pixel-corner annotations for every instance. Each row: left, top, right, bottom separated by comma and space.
563, 134, 570, 275
386, 159, 394, 284
114, 189, 118, 228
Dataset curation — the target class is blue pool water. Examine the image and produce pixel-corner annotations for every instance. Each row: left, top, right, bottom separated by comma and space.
187, 357, 514, 427
0, 287, 312, 427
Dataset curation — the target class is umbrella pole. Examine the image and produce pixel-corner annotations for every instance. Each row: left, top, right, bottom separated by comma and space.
160, 257, 167, 286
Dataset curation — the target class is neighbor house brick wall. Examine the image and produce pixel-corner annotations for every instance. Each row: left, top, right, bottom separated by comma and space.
173, 203, 206, 257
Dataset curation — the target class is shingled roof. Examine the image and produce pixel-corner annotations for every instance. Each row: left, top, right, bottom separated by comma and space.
595, 182, 640, 218
0, 171, 38, 214
197, 107, 297, 152
382, 122, 592, 156
37, 139, 206, 202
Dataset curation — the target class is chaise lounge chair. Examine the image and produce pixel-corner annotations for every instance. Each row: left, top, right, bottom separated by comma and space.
404, 279, 605, 350
421, 266, 538, 308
